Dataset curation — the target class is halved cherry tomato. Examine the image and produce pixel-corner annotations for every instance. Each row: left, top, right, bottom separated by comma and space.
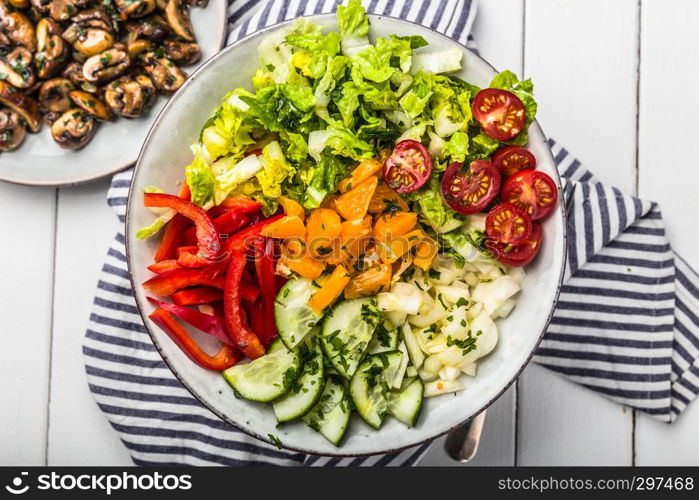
485, 203, 532, 245
382, 140, 432, 193
472, 89, 526, 141
502, 170, 558, 221
440, 160, 501, 214
492, 145, 536, 178
486, 221, 542, 267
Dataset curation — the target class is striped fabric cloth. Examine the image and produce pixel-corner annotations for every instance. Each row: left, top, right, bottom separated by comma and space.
83, 0, 699, 466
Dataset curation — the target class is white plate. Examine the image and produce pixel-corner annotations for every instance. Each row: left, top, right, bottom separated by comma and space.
0, 0, 228, 186
127, 14, 568, 457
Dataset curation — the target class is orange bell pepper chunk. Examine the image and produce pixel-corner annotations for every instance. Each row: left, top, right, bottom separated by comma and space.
413, 237, 439, 271
308, 265, 352, 312
279, 252, 325, 280
325, 216, 373, 265
368, 183, 409, 214
373, 212, 418, 242
260, 215, 306, 239
338, 159, 383, 193
344, 263, 392, 299
278, 196, 305, 221
334, 175, 378, 221
378, 229, 424, 264
306, 208, 342, 258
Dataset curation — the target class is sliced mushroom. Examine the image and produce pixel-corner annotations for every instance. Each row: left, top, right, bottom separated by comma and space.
82, 45, 130, 83
73, 28, 115, 56
62, 9, 115, 42
35, 18, 69, 79
0, 11, 36, 51
31, 0, 80, 22
140, 50, 185, 92
126, 38, 153, 59
0, 80, 41, 132
165, 0, 194, 41
162, 39, 200, 65
7, 0, 31, 9
0, 47, 36, 89
104, 74, 155, 117
124, 15, 169, 43
39, 77, 74, 114
0, 108, 27, 151
50, 107, 96, 149
115, 0, 156, 19
68, 89, 112, 120
61, 61, 98, 92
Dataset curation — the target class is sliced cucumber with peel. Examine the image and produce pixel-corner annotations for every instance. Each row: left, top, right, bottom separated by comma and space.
275, 278, 324, 349
388, 378, 424, 427
222, 344, 301, 402
302, 377, 351, 446
273, 343, 325, 423
367, 322, 399, 354
321, 298, 380, 379
349, 351, 403, 429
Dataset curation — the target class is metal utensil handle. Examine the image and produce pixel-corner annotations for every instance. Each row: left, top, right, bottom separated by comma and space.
444, 410, 487, 463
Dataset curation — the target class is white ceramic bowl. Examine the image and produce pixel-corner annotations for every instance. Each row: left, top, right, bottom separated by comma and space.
0, 0, 228, 186
127, 14, 567, 456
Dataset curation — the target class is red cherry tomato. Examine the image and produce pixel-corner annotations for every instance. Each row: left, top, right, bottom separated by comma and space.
440, 160, 501, 215
472, 88, 526, 141
492, 145, 536, 178
485, 203, 532, 246
486, 221, 543, 267
502, 170, 558, 221
382, 140, 433, 193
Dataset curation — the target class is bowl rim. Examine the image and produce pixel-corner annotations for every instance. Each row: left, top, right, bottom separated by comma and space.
0, 0, 229, 188
126, 12, 568, 458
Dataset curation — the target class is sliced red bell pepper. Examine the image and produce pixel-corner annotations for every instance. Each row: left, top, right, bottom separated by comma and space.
223, 250, 265, 359
219, 196, 262, 213
176, 245, 212, 268
171, 287, 223, 306
149, 308, 239, 371
182, 210, 252, 245
240, 280, 260, 303
248, 297, 265, 340
254, 237, 278, 346
147, 296, 235, 347
147, 259, 182, 274
143, 265, 226, 296
224, 214, 284, 255
153, 183, 190, 262
144, 192, 221, 260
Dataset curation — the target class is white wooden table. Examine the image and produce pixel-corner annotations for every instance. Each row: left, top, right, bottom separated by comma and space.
1, 0, 698, 466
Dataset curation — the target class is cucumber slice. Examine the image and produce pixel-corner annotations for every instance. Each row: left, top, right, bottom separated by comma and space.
302, 377, 351, 446
275, 278, 324, 349
273, 344, 325, 423
367, 322, 399, 354
321, 298, 381, 379
388, 378, 424, 427
349, 351, 403, 429
222, 346, 301, 402
267, 337, 285, 353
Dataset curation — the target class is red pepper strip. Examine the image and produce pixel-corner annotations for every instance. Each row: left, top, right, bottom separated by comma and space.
147, 296, 236, 347
147, 259, 182, 274
224, 215, 284, 255
144, 192, 221, 260
182, 210, 252, 245
240, 280, 260, 303
143, 265, 226, 296
172, 287, 223, 306
224, 251, 265, 359
219, 196, 262, 213
248, 298, 265, 340
175, 245, 211, 268
149, 308, 239, 371
153, 183, 190, 262
254, 237, 278, 346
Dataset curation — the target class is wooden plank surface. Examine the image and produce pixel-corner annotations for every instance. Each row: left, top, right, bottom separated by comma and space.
634, 0, 699, 466
47, 182, 132, 466
0, 185, 55, 465
516, 0, 639, 465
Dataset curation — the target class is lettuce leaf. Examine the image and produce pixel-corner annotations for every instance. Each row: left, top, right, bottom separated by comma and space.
185, 145, 216, 207
256, 141, 295, 199
337, 0, 370, 56
413, 177, 464, 233
302, 153, 348, 209
443, 131, 469, 162
200, 101, 256, 161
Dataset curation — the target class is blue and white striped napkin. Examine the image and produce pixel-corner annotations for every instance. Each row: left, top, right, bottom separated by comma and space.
83, 0, 699, 466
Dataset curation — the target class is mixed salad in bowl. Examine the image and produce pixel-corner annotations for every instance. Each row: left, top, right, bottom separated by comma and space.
138, 0, 558, 447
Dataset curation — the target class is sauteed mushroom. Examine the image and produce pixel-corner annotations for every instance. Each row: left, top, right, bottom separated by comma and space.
104, 73, 154, 117
0, 108, 26, 151
0, 80, 41, 132
140, 50, 185, 92
7, 0, 31, 9
35, 18, 69, 79
68, 89, 112, 120
0, 10, 36, 51
63, 8, 115, 35
74, 28, 115, 56
124, 15, 169, 43
162, 39, 199, 65
0, 47, 36, 89
115, 0, 156, 19
32, 0, 80, 22
61, 61, 97, 92
126, 38, 153, 59
164, 0, 194, 41
39, 77, 74, 113
82, 45, 130, 83
51, 108, 96, 149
